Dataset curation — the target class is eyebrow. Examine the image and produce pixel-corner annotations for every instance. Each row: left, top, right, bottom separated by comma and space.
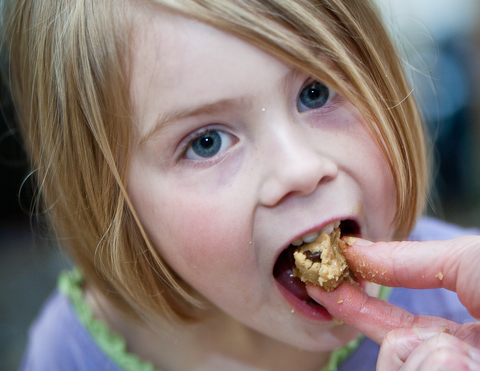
139, 96, 255, 145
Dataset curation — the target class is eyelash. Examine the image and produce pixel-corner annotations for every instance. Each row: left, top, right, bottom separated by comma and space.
296, 79, 339, 113
178, 127, 235, 164
178, 128, 210, 158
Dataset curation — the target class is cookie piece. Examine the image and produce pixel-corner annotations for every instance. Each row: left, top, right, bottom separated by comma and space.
293, 227, 351, 291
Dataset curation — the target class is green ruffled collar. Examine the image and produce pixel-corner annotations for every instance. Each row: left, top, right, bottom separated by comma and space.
58, 269, 156, 371
58, 269, 392, 371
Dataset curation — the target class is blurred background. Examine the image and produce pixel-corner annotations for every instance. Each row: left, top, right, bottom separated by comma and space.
376, 0, 480, 225
2, 1, 480, 370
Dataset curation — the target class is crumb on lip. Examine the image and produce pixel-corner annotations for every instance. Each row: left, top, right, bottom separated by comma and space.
435, 271, 443, 281
333, 317, 344, 325
345, 237, 355, 247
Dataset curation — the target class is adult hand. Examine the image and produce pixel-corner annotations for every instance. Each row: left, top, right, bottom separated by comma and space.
307, 236, 480, 370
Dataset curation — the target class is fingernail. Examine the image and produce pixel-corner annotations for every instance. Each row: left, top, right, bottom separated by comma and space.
311, 297, 325, 306
415, 327, 443, 341
417, 331, 439, 341
352, 237, 374, 246
305, 284, 326, 306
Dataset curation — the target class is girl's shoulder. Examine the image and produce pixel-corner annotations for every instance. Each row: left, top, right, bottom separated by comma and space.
19, 287, 123, 370
19, 271, 155, 371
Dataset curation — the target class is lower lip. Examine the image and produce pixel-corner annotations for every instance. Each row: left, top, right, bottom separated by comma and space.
275, 281, 333, 321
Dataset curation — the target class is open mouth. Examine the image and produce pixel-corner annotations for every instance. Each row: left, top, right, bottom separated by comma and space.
273, 220, 360, 317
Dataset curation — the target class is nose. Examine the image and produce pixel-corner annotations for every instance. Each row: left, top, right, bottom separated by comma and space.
259, 128, 338, 206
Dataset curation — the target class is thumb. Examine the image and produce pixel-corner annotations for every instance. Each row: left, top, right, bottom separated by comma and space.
306, 282, 462, 345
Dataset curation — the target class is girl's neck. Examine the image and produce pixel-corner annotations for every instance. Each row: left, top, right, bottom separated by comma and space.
85, 287, 331, 371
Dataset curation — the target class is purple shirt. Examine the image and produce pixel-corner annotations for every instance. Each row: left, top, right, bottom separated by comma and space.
20, 289, 123, 371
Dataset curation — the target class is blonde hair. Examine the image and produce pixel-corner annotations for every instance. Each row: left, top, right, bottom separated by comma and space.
4, 0, 427, 323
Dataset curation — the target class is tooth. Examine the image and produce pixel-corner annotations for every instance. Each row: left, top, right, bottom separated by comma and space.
334, 220, 341, 229
321, 223, 334, 235
302, 231, 319, 243
291, 238, 303, 246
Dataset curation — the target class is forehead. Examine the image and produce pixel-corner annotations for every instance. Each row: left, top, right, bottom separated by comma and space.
129, 7, 292, 132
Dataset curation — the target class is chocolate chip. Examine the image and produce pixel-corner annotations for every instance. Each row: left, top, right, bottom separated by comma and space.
304, 251, 322, 262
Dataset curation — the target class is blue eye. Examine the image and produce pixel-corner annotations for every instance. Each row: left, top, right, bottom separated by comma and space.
297, 81, 335, 112
185, 130, 234, 159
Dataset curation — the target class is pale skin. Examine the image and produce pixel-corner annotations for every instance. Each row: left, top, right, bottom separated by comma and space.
85, 4, 477, 371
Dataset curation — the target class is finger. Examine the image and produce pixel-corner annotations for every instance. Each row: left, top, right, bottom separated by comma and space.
378, 328, 479, 371
414, 351, 480, 371
454, 323, 480, 348
377, 327, 448, 371
342, 236, 480, 318
342, 236, 479, 289
402, 331, 480, 371
306, 282, 461, 345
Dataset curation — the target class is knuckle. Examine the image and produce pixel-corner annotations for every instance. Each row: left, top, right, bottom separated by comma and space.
381, 329, 411, 354
380, 328, 422, 363
382, 329, 398, 346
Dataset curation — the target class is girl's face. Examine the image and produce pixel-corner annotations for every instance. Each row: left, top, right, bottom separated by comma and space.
128, 10, 396, 350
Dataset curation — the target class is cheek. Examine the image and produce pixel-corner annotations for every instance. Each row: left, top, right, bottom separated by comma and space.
350, 127, 397, 238
129, 172, 255, 294
327, 105, 396, 237
159, 191, 261, 302
165, 195, 241, 260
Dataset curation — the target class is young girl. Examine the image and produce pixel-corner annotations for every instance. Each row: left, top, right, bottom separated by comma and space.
4, 0, 478, 370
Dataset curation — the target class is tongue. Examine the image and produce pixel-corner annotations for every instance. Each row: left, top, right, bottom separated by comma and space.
273, 246, 311, 302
